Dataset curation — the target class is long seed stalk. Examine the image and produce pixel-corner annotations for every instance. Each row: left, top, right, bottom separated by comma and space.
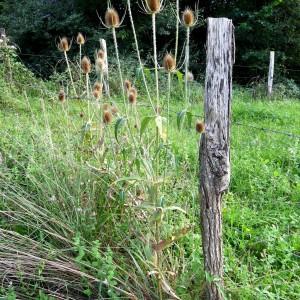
175, 0, 180, 64
152, 13, 160, 110
185, 27, 190, 106
112, 28, 126, 110
64, 51, 77, 97
127, 0, 155, 111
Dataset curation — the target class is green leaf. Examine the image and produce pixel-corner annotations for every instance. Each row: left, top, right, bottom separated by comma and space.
155, 115, 167, 142
177, 109, 187, 131
114, 117, 126, 143
140, 116, 154, 138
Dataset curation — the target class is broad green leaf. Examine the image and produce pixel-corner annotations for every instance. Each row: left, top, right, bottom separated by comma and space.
114, 117, 126, 143
140, 116, 154, 138
155, 115, 167, 142
177, 109, 187, 131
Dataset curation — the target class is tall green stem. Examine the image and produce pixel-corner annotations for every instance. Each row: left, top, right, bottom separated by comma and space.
185, 27, 190, 106
79, 45, 82, 82
127, 0, 155, 111
112, 28, 126, 110
175, 0, 180, 64
152, 13, 160, 110
64, 51, 77, 97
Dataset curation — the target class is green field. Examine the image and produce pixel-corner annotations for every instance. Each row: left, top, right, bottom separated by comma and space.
1, 74, 299, 299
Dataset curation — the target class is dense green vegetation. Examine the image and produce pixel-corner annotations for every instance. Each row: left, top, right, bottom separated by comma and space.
0, 44, 300, 299
0, 0, 299, 82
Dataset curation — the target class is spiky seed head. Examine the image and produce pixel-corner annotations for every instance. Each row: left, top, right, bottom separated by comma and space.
187, 71, 194, 82
93, 90, 101, 99
80, 112, 84, 118
103, 103, 110, 111
146, 0, 161, 14
196, 120, 205, 133
105, 8, 120, 28
96, 58, 105, 73
111, 105, 118, 115
81, 56, 91, 74
94, 82, 103, 92
129, 87, 137, 97
97, 49, 105, 59
163, 53, 176, 72
58, 90, 65, 102
128, 92, 137, 105
182, 8, 195, 27
103, 110, 113, 124
124, 80, 132, 92
76, 33, 85, 45
58, 37, 70, 52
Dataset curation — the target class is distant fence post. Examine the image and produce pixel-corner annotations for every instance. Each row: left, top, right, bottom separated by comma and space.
268, 51, 275, 97
100, 38, 110, 97
200, 17, 234, 300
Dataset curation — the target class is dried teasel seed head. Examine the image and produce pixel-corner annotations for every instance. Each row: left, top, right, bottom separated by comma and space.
103, 110, 113, 124
111, 105, 118, 115
80, 112, 84, 118
96, 58, 105, 73
105, 8, 120, 28
146, 0, 161, 14
196, 120, 205, 133
129, 87, 137, 97
97, 49, 105, 59
163, 53, 176, 72
81, 56, 91, 74
187, 71, 194, 82
76, 33, 85, 45
58, 37, 70, 52
124, 80, 132, 92
93, 90, 101, 99
128, 92, 137, 105
182, 8, 195, 27
94, 82, 103, 92
58, 90, 65, 102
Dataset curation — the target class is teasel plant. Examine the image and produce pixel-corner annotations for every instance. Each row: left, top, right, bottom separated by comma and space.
99, 4, 127, 110
141, 0, 164, 111
77, 33, 85, 81
58, 37, 77, 97
81, 56, 92, 119
180, 6, 198, 106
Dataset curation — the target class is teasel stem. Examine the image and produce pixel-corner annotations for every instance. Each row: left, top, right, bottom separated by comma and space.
152, 13, 160, 111
79, 45, 82, 82
185, 27, 190, 106
64, 51, 77, 97
112, 27, 127, 111
167, 72, 171, 132
127, 0, 155, 112
175, 0, 179, 64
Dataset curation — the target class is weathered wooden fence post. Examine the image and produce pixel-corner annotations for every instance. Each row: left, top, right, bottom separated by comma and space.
100, 38, 110, 97
200, 17, 234, 300
268, 51, 275, 97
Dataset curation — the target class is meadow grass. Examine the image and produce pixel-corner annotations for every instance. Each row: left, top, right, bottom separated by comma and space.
0, 79, 299, 299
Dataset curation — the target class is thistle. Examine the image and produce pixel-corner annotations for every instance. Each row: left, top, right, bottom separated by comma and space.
58, 37, 77, 97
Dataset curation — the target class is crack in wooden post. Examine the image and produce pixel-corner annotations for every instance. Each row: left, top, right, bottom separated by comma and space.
199, 17, 234, 300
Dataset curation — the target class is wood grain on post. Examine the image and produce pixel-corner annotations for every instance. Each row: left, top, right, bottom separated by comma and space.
200, 17, 234, 300
268, 51, 275, 97
100, 38, 110, 97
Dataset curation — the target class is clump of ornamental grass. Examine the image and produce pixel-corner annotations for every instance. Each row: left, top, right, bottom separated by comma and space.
58, 37, 77, 97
